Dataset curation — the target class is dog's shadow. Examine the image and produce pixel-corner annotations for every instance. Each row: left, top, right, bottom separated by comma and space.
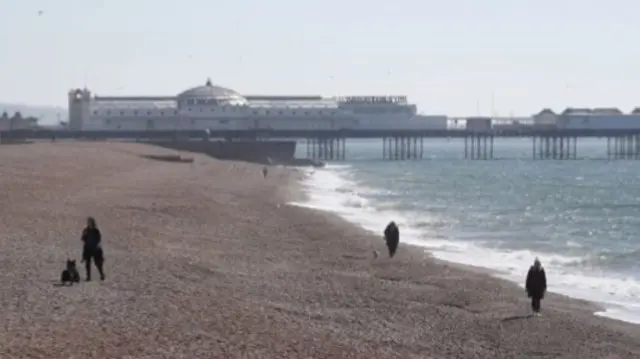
50, 280, 75, 287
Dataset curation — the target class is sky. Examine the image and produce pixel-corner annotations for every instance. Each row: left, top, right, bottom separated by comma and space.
1, 0, 639, 117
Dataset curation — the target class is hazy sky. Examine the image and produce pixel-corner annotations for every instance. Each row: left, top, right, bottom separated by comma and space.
1, 0, 639, 116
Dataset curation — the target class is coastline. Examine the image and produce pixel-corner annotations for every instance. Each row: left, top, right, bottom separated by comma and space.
289, 198, 607, 313
1, 142, 640, 358
290, 160, 640, 325
280, 193, 640, 358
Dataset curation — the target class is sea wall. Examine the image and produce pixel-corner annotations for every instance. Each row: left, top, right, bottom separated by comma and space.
147, 140, 297, 164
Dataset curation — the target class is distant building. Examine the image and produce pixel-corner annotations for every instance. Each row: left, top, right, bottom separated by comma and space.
0, 111, 39, 130
533, 107, 640, 130
465, 117, 492, 132
67, 78, 449, 131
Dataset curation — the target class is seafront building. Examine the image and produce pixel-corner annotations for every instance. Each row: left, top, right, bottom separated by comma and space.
533, 108, 640, 130
0, 111, 39, 131
68, 79, 448, 131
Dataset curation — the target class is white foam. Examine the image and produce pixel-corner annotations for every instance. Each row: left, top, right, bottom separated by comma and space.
289, 165, 640, 325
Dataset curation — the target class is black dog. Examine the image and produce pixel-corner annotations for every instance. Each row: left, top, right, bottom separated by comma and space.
60, 259, 80, 285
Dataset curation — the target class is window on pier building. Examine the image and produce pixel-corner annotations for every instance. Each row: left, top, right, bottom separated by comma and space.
120, 111, 125, 116
133, 110, 138, 116
266, 110, 270, 115
147, 111, 151, 116
160, 111, 164, 116
93, 110, 98, 115
252, 111, 258, 115
190, 119, 196, 125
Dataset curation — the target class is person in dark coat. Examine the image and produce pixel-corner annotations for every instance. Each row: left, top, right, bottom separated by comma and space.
383, 221, 400, 258
525, 258, 547, 315
81, 216, 105, 281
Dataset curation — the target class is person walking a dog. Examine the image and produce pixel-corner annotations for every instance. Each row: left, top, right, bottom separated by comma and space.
81, 216, 106, 281
525, 257, 547, 316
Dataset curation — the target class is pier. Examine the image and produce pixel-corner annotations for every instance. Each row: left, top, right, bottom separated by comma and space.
606, 134, 640, 159
532, 135, 578, 160
306, 137, 346, 161
382, 136, 424, 160
4, 128, 640, 161
464, 134, 494, 160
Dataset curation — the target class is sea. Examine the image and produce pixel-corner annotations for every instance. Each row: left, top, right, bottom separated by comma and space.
290, 138, 640, 325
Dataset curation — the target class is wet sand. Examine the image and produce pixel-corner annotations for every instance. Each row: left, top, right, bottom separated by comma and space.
1, 141, 640, 358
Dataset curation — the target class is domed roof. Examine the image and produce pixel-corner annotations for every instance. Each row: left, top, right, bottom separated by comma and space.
177, 78, 241, 99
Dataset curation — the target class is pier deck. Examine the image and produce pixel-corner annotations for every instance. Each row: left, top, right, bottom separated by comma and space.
2, 128, 640, 160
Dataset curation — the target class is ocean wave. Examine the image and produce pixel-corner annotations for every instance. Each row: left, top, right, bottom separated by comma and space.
569, 248, 640, 272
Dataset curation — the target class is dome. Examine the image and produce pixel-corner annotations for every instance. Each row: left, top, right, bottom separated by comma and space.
178, 79, 241, 100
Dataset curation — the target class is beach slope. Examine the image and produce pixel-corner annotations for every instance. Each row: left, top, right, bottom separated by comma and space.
1, 142, 639, 358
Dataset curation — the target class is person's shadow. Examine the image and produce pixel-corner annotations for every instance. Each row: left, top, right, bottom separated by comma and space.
501, 314, 534, 322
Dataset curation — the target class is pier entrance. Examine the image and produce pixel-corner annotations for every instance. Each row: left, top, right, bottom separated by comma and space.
606, 134, 640, 159
464, 134, 494, 160
382, 136, 424, 160
306, 137, 346, 160
532, 135, 577, 160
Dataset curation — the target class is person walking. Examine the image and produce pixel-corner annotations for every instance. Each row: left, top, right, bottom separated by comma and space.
383, 221, 400, 258
81, 216, 106, 281
525, 258, 547, 316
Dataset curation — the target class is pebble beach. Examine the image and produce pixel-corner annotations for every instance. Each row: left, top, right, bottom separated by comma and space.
1, 141, 640, 358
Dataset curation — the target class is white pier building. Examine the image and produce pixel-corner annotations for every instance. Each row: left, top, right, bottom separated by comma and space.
68, 79, 447, 131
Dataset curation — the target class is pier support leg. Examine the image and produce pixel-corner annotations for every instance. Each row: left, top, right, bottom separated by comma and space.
534, 135, 577, 160
309, 137, 345, 161
464, 134, 493, 160
383, 137, 387, 160
465, 136, 468, 159
606, 135, 640, 160
329, 138, 334, 160
490, 135, 494, 159
601, 135, 640, 160
383, 136, 423, 160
